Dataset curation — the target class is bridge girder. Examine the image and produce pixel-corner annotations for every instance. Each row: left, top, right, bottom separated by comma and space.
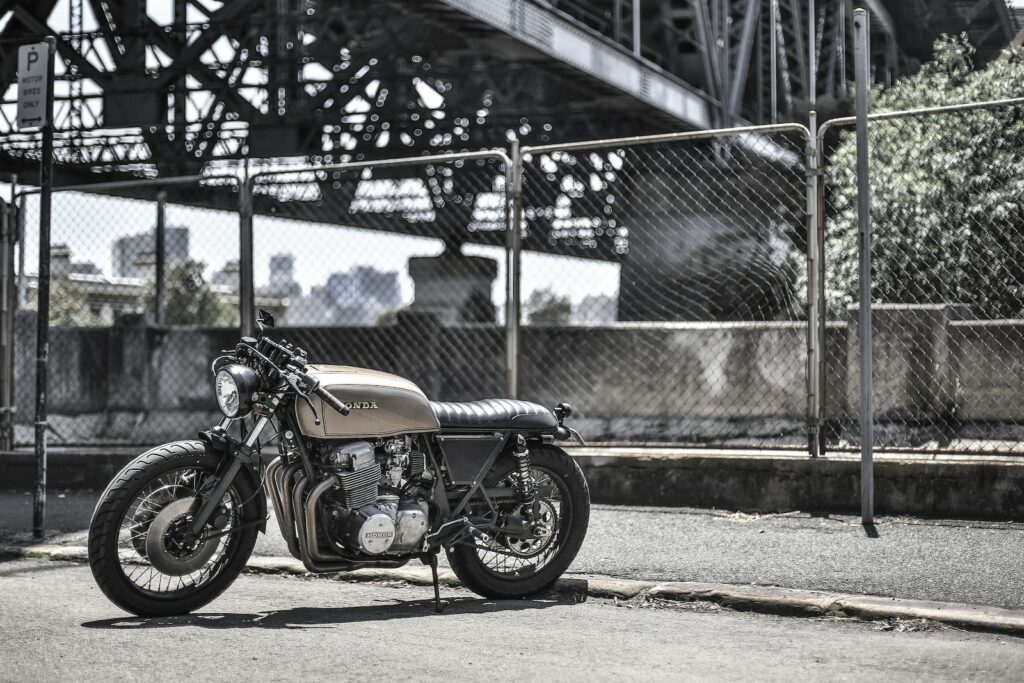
0, 0, 1014, 181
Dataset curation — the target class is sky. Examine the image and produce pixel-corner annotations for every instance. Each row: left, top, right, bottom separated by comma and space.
14, 189, 621, 312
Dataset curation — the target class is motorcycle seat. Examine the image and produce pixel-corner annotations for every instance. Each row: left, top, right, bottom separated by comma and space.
430, 399, 559, 432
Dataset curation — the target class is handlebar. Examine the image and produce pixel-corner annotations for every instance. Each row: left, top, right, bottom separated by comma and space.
235, 335, 351, 417
314, 385, 351, 416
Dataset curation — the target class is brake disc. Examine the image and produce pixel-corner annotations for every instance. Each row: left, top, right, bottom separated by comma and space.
144, 497, 221, 576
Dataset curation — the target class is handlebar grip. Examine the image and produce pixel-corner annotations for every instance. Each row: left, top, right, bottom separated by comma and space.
316, 387, 350, 416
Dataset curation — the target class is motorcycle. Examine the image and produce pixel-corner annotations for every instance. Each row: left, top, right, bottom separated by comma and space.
87, 310, 589, 616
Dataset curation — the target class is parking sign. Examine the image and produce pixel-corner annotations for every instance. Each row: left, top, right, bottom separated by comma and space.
17, 42, 51, 130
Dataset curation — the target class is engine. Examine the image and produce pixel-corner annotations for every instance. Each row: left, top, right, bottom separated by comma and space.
318, 439, 430, 556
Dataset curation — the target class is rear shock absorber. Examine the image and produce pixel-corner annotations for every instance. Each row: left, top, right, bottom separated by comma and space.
511, 434, 537, 510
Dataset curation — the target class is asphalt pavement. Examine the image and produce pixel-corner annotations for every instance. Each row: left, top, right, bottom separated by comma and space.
1, 557, 1023, 682
3, 490, 1023, 609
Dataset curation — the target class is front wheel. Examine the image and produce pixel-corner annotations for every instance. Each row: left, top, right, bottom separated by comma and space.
87, 441, 261, 616
446, 444, 590, 599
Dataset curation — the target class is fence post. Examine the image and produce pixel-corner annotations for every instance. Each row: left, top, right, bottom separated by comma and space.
506, 143, 523, 398
853, 8, 874, 525
0, 177, 17, 451
16, 194, 26, 309
238, 178, 255, 337
33, 36, 57, 539
154, 190, 167, 325
805, 124, 823, 457
0, 179, 17, 450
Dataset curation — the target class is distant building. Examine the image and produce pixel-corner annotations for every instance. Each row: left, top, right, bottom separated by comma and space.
33, 245, 286, 326
291, 265, 401, 325
50, 243, 101, 279
112, 226, 190, 279
262, 253, 302, 299
211, 260, 240, 290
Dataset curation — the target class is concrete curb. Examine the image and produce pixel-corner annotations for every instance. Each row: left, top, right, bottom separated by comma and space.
6, 542, 1024, 636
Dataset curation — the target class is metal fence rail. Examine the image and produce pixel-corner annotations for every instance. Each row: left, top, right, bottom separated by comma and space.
819, 97, 1024, 453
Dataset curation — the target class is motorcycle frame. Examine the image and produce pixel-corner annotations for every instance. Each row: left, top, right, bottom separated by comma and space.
218, 393, 542, 573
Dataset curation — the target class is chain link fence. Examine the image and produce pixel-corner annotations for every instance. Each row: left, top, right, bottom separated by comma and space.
250, 151, 512, 403
9, 101, 1024, 454
13, 176, 242, 445
820, 98, 1024, 453
516, 125, 813, 446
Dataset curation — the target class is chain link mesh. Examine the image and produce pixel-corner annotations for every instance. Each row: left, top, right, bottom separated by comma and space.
14, 177, 241, 445
517, 126, 811, 445
250, 153, 510, 401
822, 101, 1024, 453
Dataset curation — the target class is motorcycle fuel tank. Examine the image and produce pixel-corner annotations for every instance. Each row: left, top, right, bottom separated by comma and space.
295, 365, 440, 438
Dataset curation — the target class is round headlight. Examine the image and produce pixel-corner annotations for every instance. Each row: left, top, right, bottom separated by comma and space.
214, 365, 259, 418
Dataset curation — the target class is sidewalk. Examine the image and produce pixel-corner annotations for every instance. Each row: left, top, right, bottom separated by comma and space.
3, 491, 1023, 611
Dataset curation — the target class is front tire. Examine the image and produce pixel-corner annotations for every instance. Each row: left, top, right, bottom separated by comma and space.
87, 441, 261, 617
446, 444, 590, 599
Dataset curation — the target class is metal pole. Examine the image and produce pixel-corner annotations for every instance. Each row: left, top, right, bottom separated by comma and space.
632, 0, 641, 57
155, 190, 166, 325
239, 174, 255, 337
808, 0, 816, 107
838, 0, 847, 92
16, 195, 26, 309
805, 124, 820, 458
506, 142, 523, 398
33, 37, 56, 539
0, 176, 17, 451
770, 0, 778, 123
614, 0, 623, 43
853, 9, 873, 524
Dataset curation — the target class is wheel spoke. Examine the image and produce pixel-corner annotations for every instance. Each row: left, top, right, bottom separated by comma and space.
116, 466, 241, 598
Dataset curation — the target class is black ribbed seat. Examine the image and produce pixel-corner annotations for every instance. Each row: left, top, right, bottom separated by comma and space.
430, 399, 558, 431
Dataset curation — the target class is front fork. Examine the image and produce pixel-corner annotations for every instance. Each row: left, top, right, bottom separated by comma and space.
186, 396, 281, 540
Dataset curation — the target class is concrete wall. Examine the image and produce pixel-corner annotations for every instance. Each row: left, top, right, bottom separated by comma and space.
12, 305, 1024, 446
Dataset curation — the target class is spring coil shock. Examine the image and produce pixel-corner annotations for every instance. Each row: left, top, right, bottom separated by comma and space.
511, 434, 537, 510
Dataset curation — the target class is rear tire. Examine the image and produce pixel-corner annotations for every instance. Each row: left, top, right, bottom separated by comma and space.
446, 444, 590, 599
87, 441, 261, 617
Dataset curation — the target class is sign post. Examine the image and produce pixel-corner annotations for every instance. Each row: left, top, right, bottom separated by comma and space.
852, 10, 874, 525
18, 38, 55, 539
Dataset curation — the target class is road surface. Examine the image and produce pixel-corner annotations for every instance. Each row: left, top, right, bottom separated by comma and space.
1, 558, 1023, 681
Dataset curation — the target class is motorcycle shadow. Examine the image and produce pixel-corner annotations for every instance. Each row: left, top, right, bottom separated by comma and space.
82, 593, 581, 630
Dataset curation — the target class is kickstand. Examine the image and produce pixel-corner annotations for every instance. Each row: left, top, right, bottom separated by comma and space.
428, 552, 445, 614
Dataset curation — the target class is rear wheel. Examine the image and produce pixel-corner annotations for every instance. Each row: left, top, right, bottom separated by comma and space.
446, 444, 590, 599
87, 441, 261, 617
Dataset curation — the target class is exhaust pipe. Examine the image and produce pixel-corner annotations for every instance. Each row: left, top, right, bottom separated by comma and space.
268, 458, 409, 573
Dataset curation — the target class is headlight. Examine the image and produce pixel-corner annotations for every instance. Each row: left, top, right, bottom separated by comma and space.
214, 364, 259, 418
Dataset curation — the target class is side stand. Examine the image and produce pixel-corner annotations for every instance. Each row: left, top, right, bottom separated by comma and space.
428, 552, 445, 614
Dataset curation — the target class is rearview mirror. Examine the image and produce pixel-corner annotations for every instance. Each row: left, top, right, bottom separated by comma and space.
256, 309, 275, 334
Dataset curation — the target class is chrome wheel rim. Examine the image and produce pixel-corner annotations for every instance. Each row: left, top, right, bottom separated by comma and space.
117, 467, 239, 596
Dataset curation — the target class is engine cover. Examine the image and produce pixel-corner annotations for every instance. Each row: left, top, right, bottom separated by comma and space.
342, 505, 397, 555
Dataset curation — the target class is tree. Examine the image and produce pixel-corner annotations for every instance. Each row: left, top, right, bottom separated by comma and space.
42, 280, 104, 327
825, 36, 1024, 318
525, 288, 571, 325
141, 260, 236, 326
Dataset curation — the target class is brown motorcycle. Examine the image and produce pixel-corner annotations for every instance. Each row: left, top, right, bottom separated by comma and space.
87, 310, 589, 616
